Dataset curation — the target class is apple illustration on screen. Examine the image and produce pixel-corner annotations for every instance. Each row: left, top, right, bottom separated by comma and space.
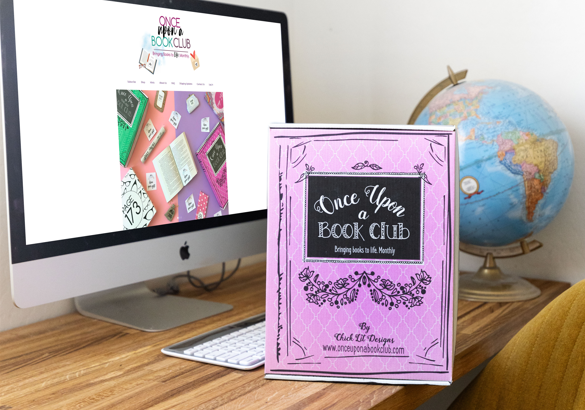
180, 241, 190, 260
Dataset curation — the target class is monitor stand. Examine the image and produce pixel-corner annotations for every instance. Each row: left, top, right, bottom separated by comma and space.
74, 282, 232, 332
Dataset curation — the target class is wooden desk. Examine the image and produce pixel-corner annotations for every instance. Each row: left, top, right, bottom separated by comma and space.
0, 263, 569, 410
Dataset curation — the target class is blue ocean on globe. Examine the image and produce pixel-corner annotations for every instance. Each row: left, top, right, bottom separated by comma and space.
415, 79, 574, 247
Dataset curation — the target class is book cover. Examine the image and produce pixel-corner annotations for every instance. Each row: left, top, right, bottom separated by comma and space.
121, 168, 156, 229
265, 124, 459, 385
196, 123, 228, 209
117, 90, 149, 167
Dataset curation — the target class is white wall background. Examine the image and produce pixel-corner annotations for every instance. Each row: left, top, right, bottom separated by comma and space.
228, 0, 585, 282
1, 0, 584, 338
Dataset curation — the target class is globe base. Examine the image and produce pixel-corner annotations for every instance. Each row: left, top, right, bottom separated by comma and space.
459, 253, 541, 302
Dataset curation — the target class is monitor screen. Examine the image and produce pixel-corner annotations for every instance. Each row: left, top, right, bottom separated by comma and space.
2, 0, 292, 263
1, 0, 292, 311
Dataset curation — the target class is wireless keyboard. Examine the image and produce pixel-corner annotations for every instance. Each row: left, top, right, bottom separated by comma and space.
161, 313, 265, 370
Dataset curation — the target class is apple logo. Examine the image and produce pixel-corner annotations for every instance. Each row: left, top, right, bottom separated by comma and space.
180, 241, 190, 260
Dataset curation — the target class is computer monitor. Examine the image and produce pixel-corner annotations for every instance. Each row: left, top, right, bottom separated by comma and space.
0, 0, 292, 330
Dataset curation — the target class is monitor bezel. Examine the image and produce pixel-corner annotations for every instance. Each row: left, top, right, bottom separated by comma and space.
0, 0, 293, 264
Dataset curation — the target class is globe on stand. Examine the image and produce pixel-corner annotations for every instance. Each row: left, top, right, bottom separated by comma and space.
409, 67, 574, 302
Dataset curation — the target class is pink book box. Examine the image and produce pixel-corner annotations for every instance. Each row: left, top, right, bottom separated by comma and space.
265, 124, 459, 385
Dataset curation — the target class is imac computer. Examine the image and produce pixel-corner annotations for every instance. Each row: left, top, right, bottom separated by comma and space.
0, 0, 292, 330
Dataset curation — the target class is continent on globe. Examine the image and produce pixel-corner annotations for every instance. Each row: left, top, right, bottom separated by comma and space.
496, 131, 558, 221
414, 79, 574, 247
428, 85, 487, 128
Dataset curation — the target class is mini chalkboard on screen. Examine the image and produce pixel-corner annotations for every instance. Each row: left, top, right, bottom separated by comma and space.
116, 90, 140, 127
206, 135, 226, 175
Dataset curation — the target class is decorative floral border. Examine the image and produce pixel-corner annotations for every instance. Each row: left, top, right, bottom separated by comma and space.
299, 267, 432, 310
352, 160, 382, 171
269, 129, 455, 375
414, 163, 432, 185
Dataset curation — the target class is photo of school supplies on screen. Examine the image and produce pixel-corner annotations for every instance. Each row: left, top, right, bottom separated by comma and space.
117, 90, 230, 228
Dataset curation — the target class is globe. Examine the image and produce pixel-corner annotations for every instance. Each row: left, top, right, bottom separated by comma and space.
414, 79, 574, 247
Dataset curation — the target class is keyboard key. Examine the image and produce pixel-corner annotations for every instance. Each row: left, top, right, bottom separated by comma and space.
219, 334, 235, 341
216, 349, 246, 362
228, 351, 255, 364
239, 355, 264, 366
204, 350, 223, 360
193, 348, 217, 358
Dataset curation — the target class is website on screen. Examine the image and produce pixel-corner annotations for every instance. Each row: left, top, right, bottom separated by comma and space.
12, 0, 285, 244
